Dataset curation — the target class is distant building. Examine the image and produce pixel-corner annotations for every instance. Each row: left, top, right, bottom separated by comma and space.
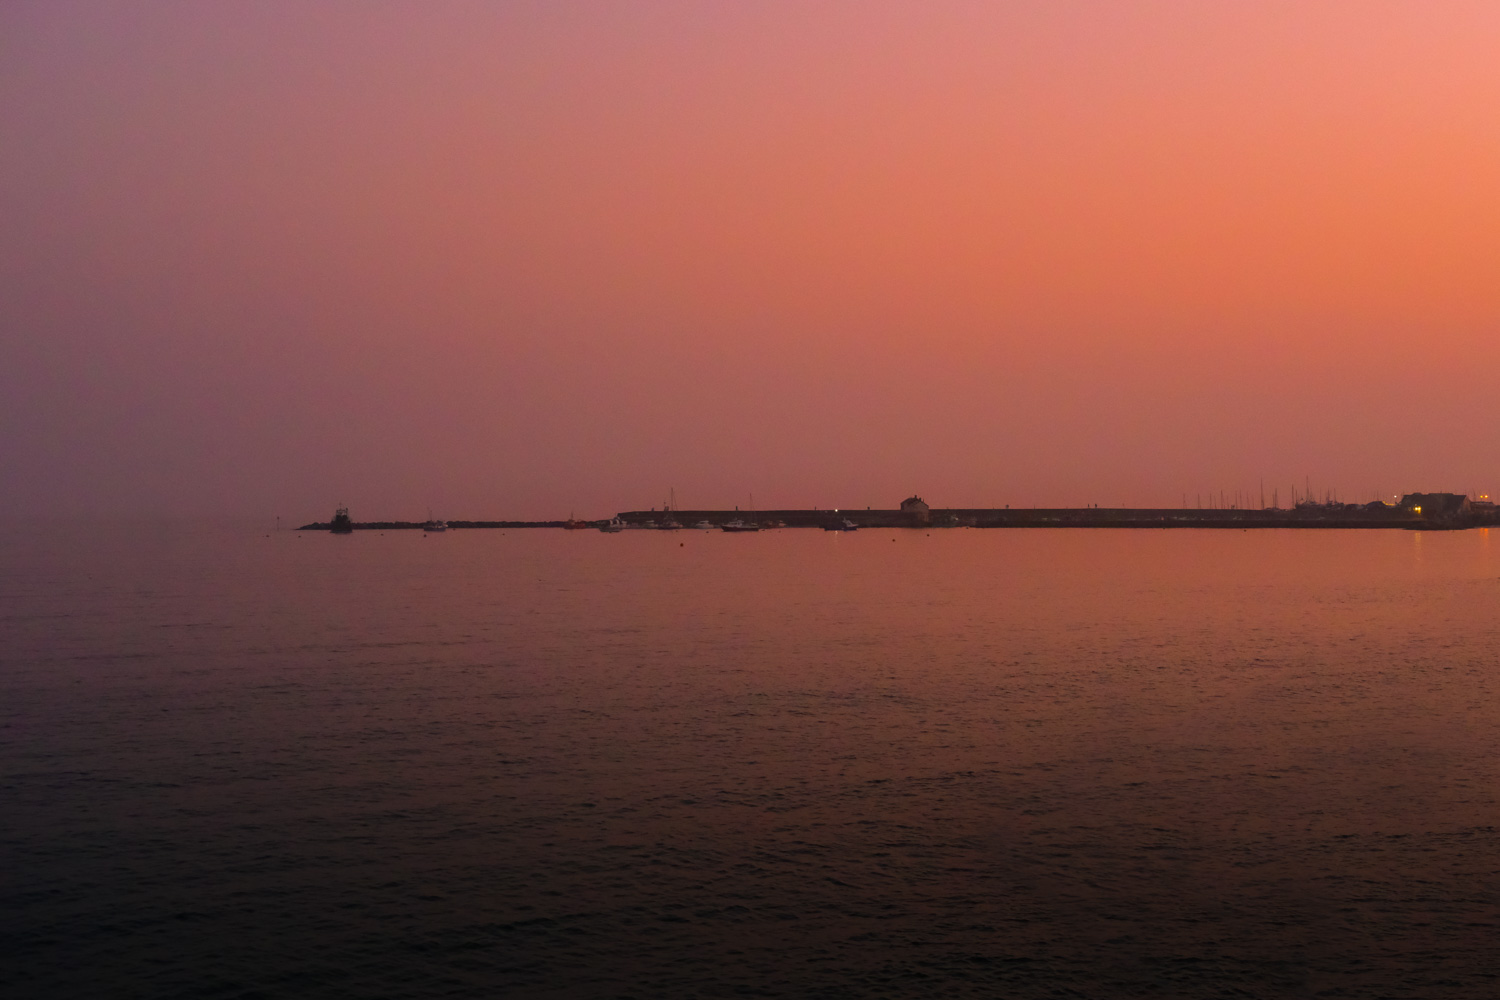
900, 495, 931, 525
1399, 492, 1472, 527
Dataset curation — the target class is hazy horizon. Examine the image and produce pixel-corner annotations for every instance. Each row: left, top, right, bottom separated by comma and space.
5, 2, 1498, 522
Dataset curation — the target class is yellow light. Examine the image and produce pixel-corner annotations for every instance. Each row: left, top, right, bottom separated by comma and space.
1414, 506, 1422, 514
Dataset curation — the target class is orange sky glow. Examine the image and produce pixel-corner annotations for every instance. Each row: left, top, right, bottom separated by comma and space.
3, 2, 1498, 518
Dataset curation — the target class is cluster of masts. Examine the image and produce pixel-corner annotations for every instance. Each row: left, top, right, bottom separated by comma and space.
1184, 481, 1424, 511
591, 515, 792, 533
587, 488, 797, 532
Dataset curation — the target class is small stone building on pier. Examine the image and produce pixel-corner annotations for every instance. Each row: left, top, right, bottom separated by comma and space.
900, 495, 931, 525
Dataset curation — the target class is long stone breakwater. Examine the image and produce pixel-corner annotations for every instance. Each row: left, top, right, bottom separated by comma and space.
300, 496, 1499, 531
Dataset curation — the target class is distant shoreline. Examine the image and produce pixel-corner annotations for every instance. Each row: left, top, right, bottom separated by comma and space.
299, 504, 1499, 532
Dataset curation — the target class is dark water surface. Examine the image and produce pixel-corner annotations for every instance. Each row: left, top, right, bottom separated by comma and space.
4, 522, 1499, 998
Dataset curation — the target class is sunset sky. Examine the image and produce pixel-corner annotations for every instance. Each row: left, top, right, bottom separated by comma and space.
4, 1, 1498, 520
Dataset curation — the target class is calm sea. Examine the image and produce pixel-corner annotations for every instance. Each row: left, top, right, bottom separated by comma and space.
3, 522, 1499, 998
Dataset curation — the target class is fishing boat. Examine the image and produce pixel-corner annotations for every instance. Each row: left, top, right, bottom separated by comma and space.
330, 507, 354, 534
658, 489, 682, 529
423, 519, 448, 532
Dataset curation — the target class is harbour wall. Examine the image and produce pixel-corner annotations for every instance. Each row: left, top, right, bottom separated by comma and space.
297, 506, 1499, 531
615, 507, 1442, 529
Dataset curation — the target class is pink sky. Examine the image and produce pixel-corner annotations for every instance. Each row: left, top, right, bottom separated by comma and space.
3, 1, 1498, 519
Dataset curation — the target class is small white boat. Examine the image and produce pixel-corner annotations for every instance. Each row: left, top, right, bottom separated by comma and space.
722, 496, 763, 532
823, 518, 858, 531
423, 520, 448, 532
693, 520, 714, 529
599, 517, 626, 533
